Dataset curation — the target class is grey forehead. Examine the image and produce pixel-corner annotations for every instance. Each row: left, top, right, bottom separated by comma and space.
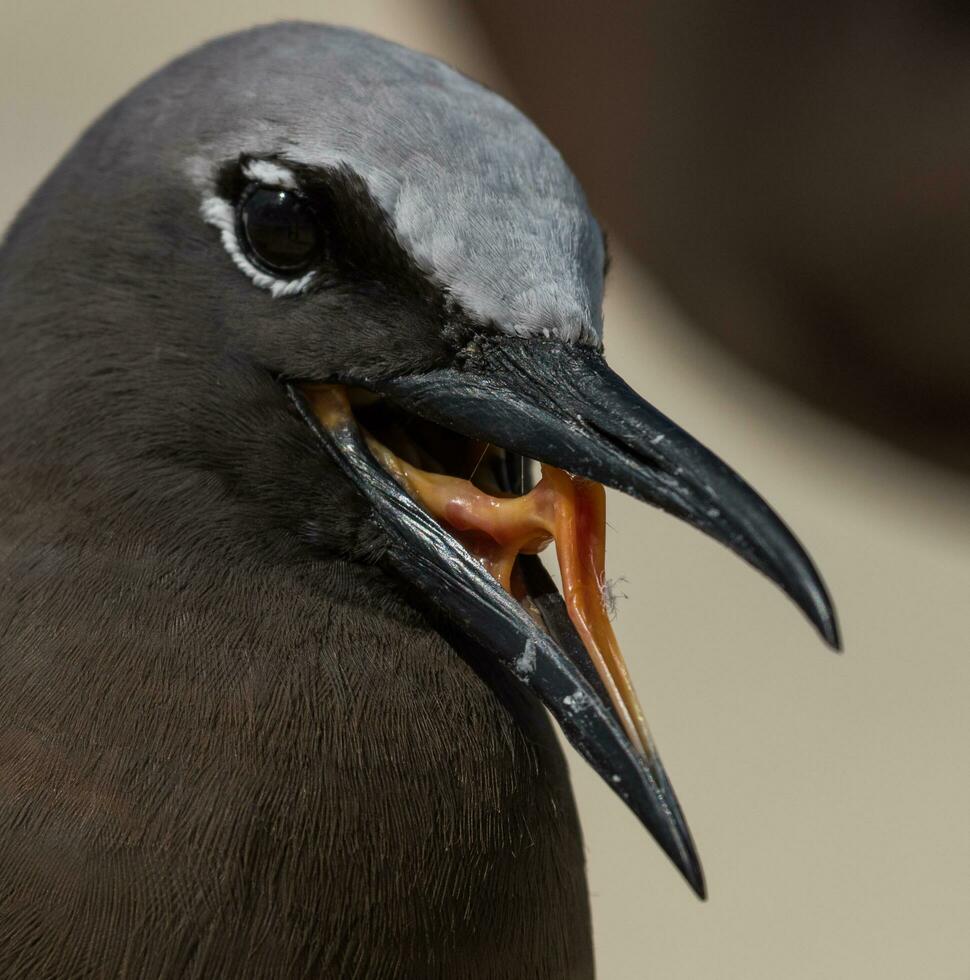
166, 23, 604, 343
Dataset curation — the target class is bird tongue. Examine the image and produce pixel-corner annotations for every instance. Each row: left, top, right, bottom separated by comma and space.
355, 405, 656, 763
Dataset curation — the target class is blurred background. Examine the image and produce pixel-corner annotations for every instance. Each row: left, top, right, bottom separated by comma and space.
2, 2, 967, 977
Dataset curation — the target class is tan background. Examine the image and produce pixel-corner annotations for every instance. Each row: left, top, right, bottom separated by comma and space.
2, 2, 968, 977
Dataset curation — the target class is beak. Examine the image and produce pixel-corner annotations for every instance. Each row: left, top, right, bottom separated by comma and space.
286, 335, 839, 899
369, 337, 839, 650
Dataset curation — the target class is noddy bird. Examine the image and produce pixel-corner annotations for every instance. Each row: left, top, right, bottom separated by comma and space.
0, 23, 839, 979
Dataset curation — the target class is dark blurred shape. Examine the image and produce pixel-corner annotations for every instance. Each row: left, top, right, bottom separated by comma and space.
470, 0, 970, 473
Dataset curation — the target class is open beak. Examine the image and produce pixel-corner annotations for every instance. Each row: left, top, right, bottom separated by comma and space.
287, 335, 839, 899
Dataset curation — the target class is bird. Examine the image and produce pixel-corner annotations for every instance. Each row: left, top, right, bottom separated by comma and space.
0, 22, 839, 979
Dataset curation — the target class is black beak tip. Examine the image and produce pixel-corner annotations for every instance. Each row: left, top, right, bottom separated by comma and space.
640, 754, 708, 900
654, 809, 706, 899
819, 608, 842, 653
636, 794, 707, 900
684, 855, 708, 901
797, 572, 842, 652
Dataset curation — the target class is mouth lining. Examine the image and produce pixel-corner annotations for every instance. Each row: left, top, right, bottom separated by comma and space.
350, 386, 552, 594
303, 383, 658, 764
348, 387, 527, 497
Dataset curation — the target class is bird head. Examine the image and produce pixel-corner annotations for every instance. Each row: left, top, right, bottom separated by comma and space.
0, 23, 839, 898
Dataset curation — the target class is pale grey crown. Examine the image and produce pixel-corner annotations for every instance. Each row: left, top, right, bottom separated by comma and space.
158, 23, 605, 343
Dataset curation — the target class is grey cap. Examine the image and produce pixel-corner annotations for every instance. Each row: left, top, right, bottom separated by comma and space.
144, 23, 606, 343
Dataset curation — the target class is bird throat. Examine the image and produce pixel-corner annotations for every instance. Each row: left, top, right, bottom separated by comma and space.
304, 384, 654, 761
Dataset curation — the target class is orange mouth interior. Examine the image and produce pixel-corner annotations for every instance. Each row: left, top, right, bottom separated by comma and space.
304, 384, 655, 761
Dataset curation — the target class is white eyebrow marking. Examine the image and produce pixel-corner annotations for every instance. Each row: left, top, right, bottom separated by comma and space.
242, 158, 298, 189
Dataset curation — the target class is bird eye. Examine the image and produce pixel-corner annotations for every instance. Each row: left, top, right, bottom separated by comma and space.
237, 185, 321, 276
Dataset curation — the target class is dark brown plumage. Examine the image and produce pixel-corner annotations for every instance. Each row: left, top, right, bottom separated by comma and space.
0, 532, 591, 977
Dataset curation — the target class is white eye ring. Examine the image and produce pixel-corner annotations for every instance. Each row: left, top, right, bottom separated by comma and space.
200, 159, 316, 298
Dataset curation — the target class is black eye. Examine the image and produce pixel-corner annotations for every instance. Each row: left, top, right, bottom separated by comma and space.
237, 185, 321, 276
